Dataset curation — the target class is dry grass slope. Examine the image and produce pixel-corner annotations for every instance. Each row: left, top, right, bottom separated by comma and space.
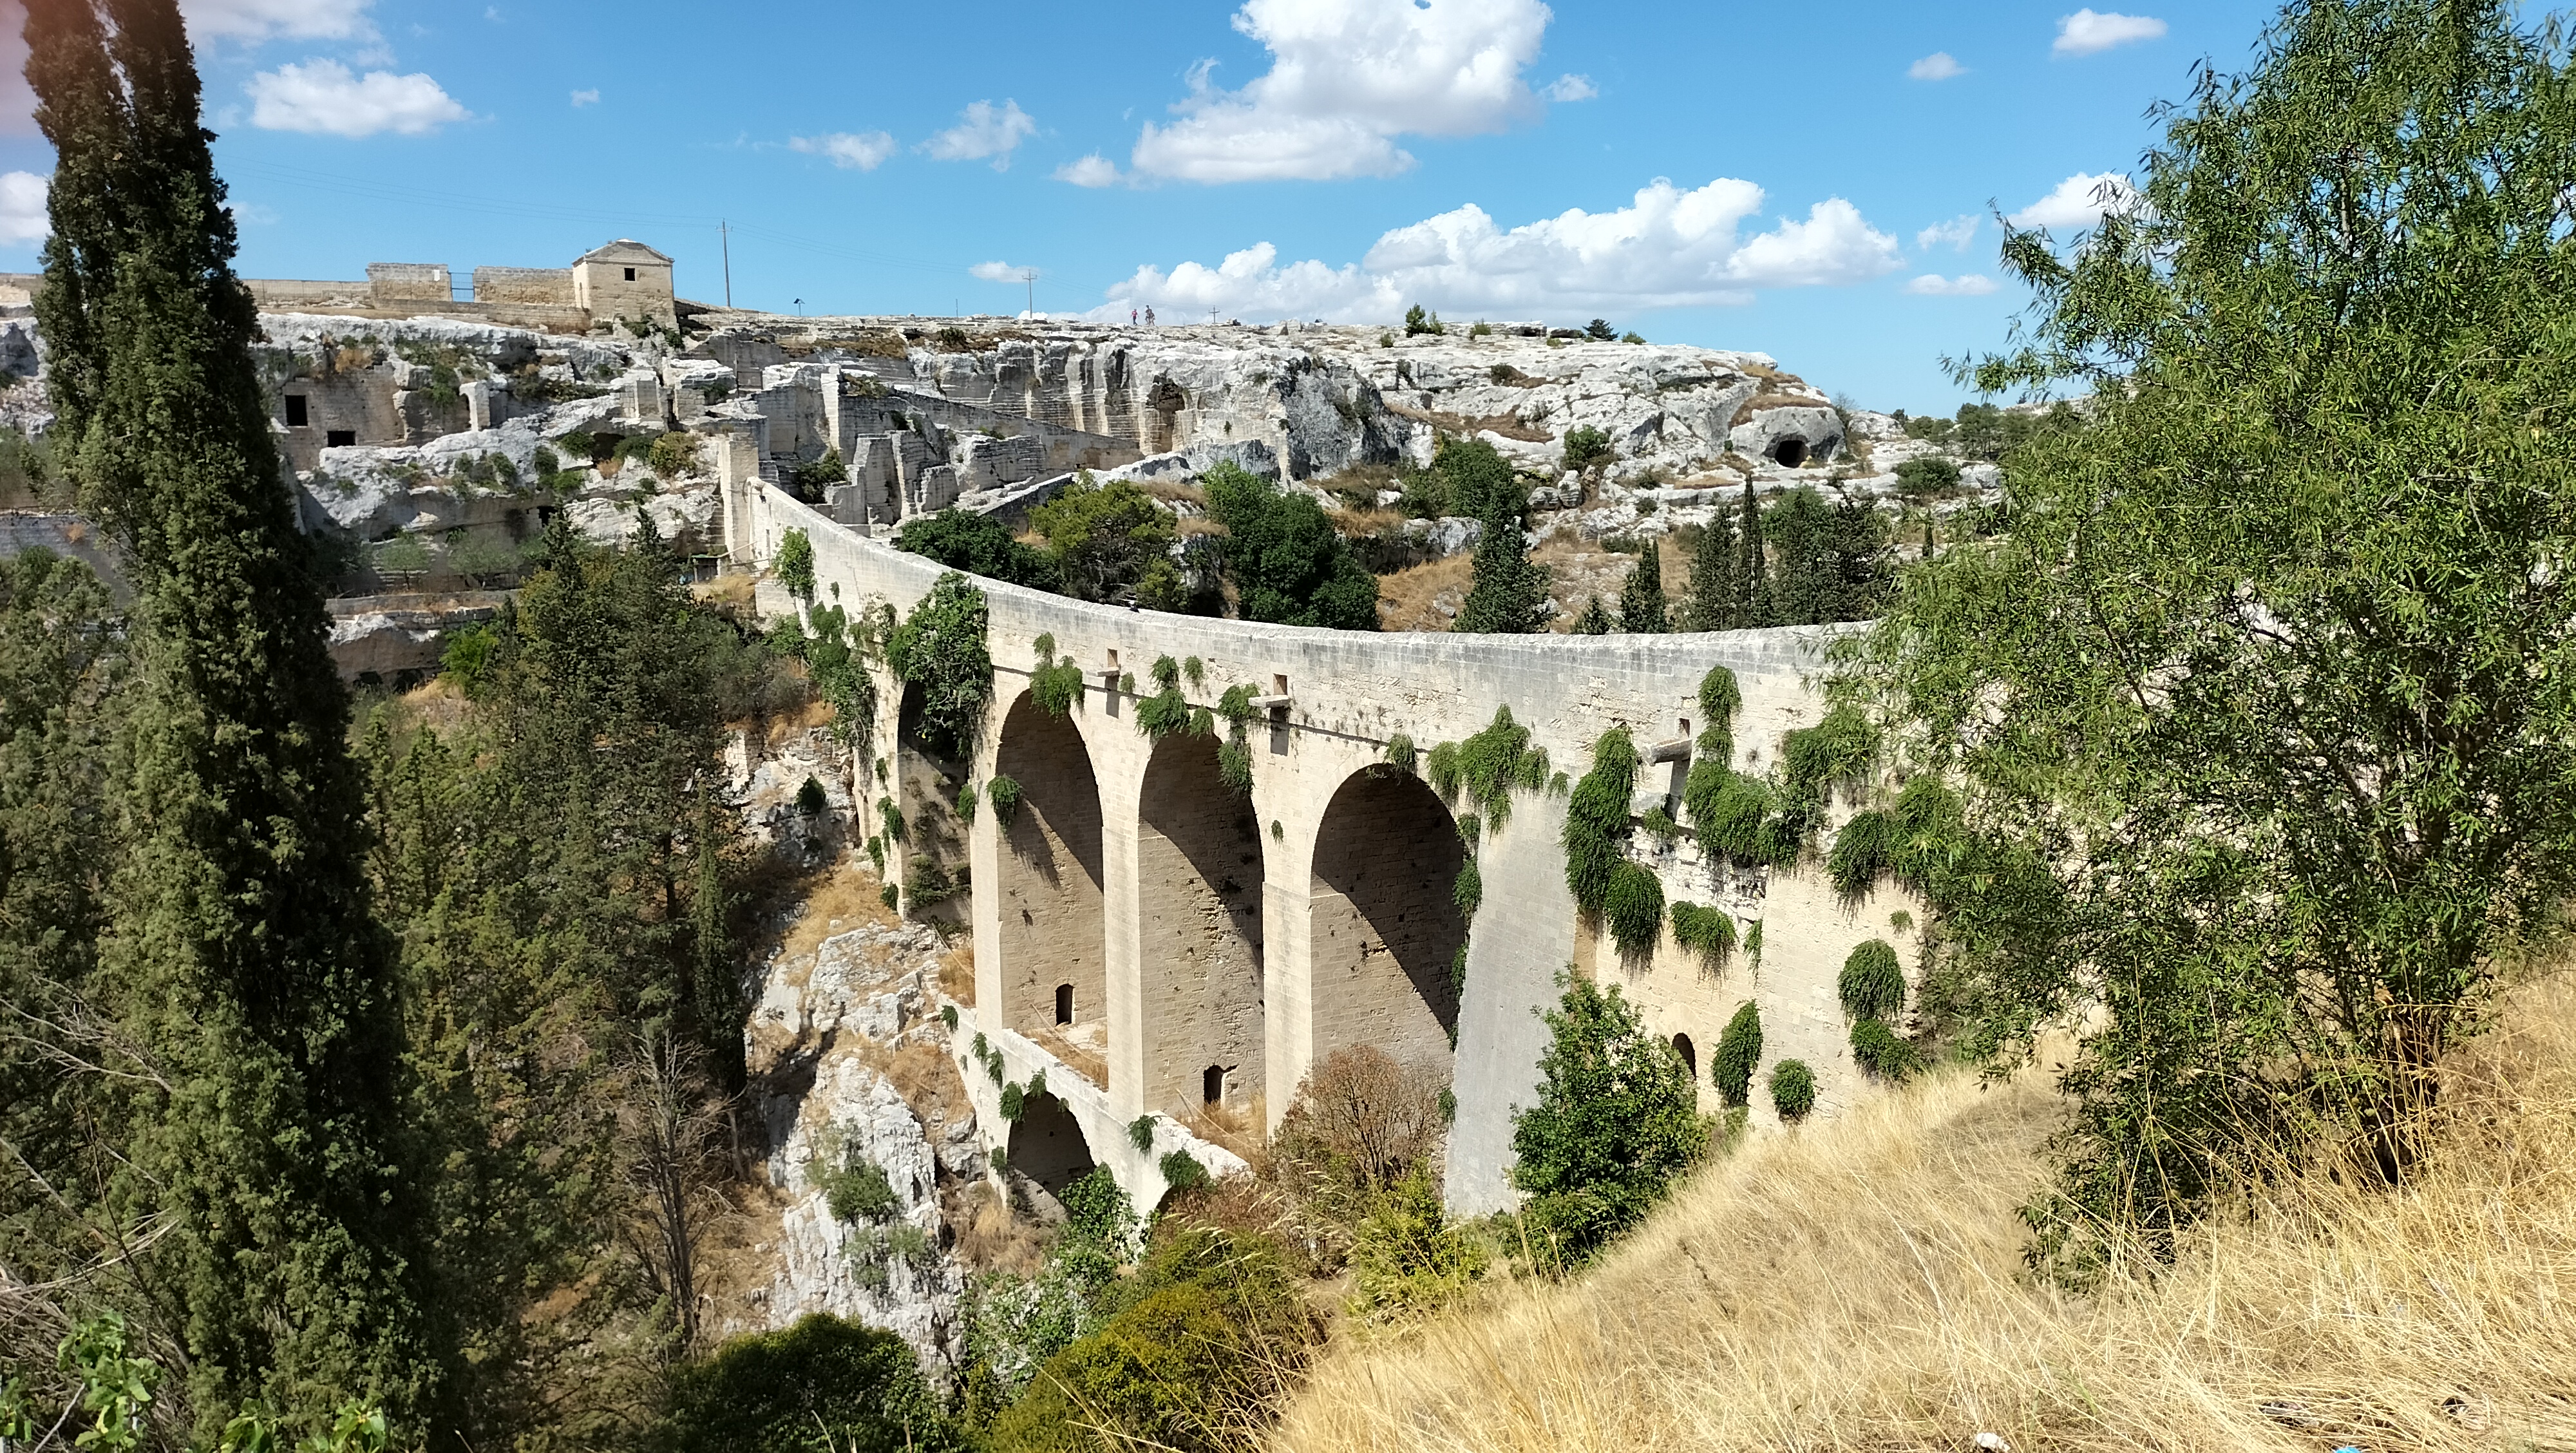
1276, 976, 2576, 1453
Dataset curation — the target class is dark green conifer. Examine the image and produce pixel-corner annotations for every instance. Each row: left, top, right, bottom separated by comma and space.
1739, 473, 1774, 627
26, 0, 426, 1433
1681, 504, 1740, 631
1616, 542, 1669, 633
1573, 595, 1613, 634
1453, 503, 1550, 633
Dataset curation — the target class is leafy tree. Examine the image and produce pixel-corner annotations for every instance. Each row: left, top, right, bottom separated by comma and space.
1893, 456, 1962, 499
1584, 318, 1616, 341
895, 509, 1060, 591
1560, 426, 1615, 475
1681, 507, 1741, 631
665, 1315, 959, 1453
1430, 436, 1524, 525
1027, 473, 1182, 604
1510, 975, 1705, 1265
1199, 462, 1379, 629
1852, 0, 2576, 1271
26, 0, 427, 1431
1616, 542, 1669, 632
1402, 303, 1444, 336
775, 526, 816, 601
887, 572, 994, 757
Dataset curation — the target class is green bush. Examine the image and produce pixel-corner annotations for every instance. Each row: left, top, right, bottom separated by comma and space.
1828, 809, 1899, 897
1452, 855, 1482, 918
1029, 475, 1181, 604
1838, 940, 1906, 1021
1511, 976, 1705, 1266
880, 882, 900, 909
1768, 1059, 1817, 1119
1603, 861, 1665, 957
1128, 1114, 1157, 1153
1000, 1082, 1025, 1120
1669, 901, 1736, 960
898, 509, 1061, 591
790, 776, 825, 817
1158, 1150, 1209, 1195
984, 1227, 1318, 1453
1850, 1018, 1922, 1081
1135, 682, 1195, 741
1892, 456, 1963, 498
1201, 462, 1379, 630
1686, 763, 1780, 867
1713, 1002, 1763, 1107
987, 774, 1023, 826
650, 430, 702, 478
1403, 303, 1444, 336
776, 527, 817, 602
667, 1314, 957, 1453
1563, 727, 1640, 915
886, 572, 992, 759
1059, 1167, 1137, 1253
1030, 635, 1086, 718
942, 1004, 960, 1030
1217, 735, 1254, 795
878, 799, 905, 842
1561, 425, 1615, 474
1347, 1168, 1488, 1324
1437, 706, 1548, 829
1383, 732, 1418, 774
1778, 704, 1878, 828
1424, 740, 1461, 801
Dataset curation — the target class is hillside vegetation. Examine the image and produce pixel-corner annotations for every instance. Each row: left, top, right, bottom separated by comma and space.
1277, 971, 2576, 1453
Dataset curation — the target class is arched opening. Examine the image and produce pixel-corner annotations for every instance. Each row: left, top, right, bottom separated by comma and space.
1672, 1032, 1696, 1083
1202, 1065, 1226, 1105
1137, 732, 1264, 1119
890, 679, 973, 927
1307, 765, 1466, 1079
1771, 437, 1808, 468
1003, 1091, 1096, 1202
994, 693, 1108, 1087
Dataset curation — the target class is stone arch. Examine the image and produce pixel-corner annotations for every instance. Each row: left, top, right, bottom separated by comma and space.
1135, 732, 1264, 1119
1672, 1032, 1697, 1083
1307, 765, 1467, 1080
994, 692, 1107, 1087
1004, 1091, 1095, 1200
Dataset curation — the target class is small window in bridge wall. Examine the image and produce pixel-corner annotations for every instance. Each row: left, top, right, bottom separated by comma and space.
1202, 1064, 1226, 1105
1672, 1032, 1696, 1083
1056, 983, 1074, 1026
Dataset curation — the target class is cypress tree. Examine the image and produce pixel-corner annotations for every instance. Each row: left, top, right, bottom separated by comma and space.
1572, 595, 1613, 634
1453, 500, 1549, 633
1616, 542, 1669, 632
1768, 486, 1834, 625
27, 0, 426, 1434
1681, 503, 1739, 631
1739, 473, 1774, 627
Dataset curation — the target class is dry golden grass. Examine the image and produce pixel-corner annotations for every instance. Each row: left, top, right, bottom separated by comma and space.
1276, 974, 2576, 1453
1374, 553, 1477, 632
693, 571, 755, 609
951, 1181, 1054, 1275
770, 856, 900, 969
938, 941, 976, 1007
857, 1038, 969, 1128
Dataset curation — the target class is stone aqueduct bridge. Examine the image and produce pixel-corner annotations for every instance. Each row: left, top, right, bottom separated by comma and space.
732, 481, 1912, 1214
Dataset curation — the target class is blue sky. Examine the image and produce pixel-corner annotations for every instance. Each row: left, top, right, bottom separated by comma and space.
0, 0, 2273, 414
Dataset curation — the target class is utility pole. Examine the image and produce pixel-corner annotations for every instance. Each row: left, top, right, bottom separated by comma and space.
719, 220, 732, 308
1024, 267, 1036, 320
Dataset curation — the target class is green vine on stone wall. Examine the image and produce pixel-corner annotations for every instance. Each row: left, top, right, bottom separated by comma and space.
1669, 901, 1736, 963
1714, 1001, 1763, 1108
1382, 733, 1418, 774
1136, 656, 1193, 740
1563, 726, 1638, 917
987, 775, 1023, 826
886, 571, 992, 759
1029, 633, 1085, 718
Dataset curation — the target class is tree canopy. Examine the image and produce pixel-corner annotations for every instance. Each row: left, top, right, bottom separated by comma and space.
1200, 462, 1379, 630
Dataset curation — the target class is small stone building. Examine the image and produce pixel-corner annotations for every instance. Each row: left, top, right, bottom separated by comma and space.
571, 240, 677, 332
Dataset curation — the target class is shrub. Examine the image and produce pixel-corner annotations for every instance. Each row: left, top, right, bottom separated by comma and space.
666, 1314, 958, 1453
796, 776, 828, 816
1134, 673, 1196, 741
987, 774, 1022, 826
1511, 976, 1705, 1266
1382, 732, 1418, 773
1029, 475, 1181, 603
880, 883, 900, 909
1452, 855, 1482, 918
886, 572, 992, 759
1030, 636, 1086, 718
1217, 735, 1254, 795
1272, 1045, 1446, 1192
1839, 939, 1906, 1021
1201, 462, 1380, 630
999, 1082, 1025, 1120
1639, 805, 1680, 843
1347, 1168, 1488, 1324
1585, 318, 1616, 341
942, 1003, 960, 1030
811, 1148, 899, 1224
1829, 809, 1899, 897
1403, 303, 1444, 336
1686, 763, 1776, 866
1561, 425, 1615, 474
1698, 665, 1742, 755
1158, 1150, 1209, 1194
1893, 455, 1963, 498
1769, 1059, 1817, 1119
1059, 1167, 1137, 1253
896, 509, 1059, 591
1669, 901, 1736, 960
777, 527, 817, 602
1563, 727, 1639, 916
879, 799, 905, 842
1778, 703, 1878, 827
1128, 1114, 1157, 1154
1424, 741, 1461, 801
1714, 1001, 1763, 1107
649, 430, 703, 478
1435, 706, 1548, 830
1604, 861, 1665, 957
1850, 1018, 1922, 1081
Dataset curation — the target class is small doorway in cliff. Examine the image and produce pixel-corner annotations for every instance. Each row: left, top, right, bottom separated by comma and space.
1305, 764, 1467, 1083
994, 690, 1108, 1087
1771, 438, 1808, 467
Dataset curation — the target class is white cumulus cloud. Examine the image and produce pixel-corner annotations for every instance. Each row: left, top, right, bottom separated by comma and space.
246, 59, 468, 137
791, 130, 896, 171
1542, 73, 1598, 102
925, 100, 1037, 169
569, 88, 599, 106
1904, 274, 1998, 296
1908, 52, 1965, 80
1055, 154, 1124, 187
182, 0, 375, 41
0, 171, 49, 244
1092, 175, 1902, 323
970, 260, 1034, 282
2054, 8, 2166, 55
1916, 214, 1978, 252
1129, 0, 1558, 184
2009, 171, 2141, 228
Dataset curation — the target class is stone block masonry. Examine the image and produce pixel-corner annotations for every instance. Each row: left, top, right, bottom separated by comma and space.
728, 455, 1923, 1217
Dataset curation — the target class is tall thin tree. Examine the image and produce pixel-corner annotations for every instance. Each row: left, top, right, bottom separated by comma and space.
1738, 473, 1774, 627
1681, 503, 1739, 631
26, 0, 426, 1435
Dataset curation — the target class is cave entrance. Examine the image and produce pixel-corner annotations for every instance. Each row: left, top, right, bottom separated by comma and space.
1306, 765, 1466, 1081
1771, 438, 1808, 468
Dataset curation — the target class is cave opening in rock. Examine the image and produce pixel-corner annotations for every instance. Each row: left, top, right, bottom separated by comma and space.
1771, 438, 1808, 468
